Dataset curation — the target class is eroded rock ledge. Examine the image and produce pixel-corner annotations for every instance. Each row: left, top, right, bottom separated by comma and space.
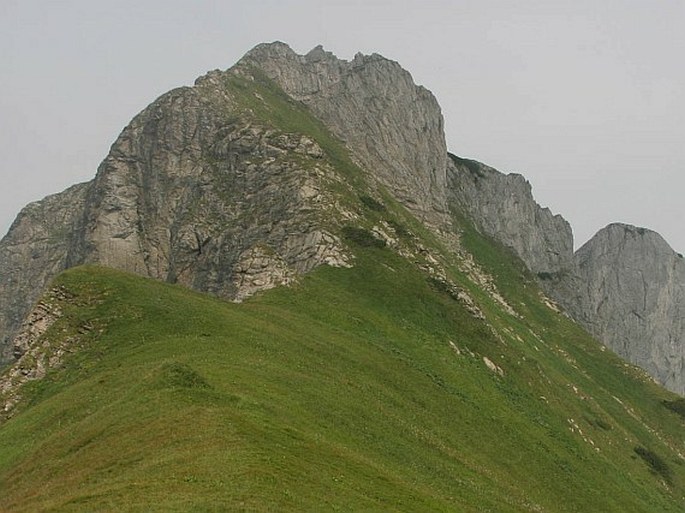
0, 286, 90, 419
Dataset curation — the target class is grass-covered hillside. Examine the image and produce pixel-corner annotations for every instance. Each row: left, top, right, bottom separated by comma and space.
1, 221, 684, 511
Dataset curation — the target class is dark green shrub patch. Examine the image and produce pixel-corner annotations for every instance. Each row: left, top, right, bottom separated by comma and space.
342, 226, 386, 248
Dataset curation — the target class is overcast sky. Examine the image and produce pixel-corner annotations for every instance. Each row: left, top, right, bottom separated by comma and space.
2, 0, 684, 252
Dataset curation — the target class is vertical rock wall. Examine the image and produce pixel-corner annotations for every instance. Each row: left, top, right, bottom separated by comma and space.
551, 224, 685, 395
0, 184, 89, 363
447, 155, 574, 276
241, 42, 449, 227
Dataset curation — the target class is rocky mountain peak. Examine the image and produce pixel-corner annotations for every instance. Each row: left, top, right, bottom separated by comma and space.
550, 221, 685, 394
579, 222, 674, 253
238, 42, 449, 226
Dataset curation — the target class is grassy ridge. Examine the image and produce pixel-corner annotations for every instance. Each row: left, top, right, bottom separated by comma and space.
0, 243, 683, 511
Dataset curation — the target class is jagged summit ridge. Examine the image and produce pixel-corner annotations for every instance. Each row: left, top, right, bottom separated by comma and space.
237, 42, 449, 225
0, 42, 448, 365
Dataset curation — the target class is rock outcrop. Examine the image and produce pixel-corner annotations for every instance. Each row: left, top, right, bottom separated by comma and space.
0, 183, 89, 363
0, 285, 91, 419
240, 42, 449, 226
66, 86, 351, 298
550, 224, 685, 395
447, 154, 573, 275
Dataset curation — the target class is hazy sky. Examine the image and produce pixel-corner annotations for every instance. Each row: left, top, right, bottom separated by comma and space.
2, 0, 684, 252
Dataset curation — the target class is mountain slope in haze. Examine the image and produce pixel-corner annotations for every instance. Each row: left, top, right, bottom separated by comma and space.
0, 42, 683, 511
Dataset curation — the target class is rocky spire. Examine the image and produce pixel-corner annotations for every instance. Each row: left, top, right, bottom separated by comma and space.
239, 42, 449, 227
552, 223, 685, 394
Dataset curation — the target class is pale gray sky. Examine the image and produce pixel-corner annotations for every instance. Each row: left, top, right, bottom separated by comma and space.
2, 0, 684, 251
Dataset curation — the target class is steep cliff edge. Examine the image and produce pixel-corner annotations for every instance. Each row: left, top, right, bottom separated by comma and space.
447, 154, 573, 275
240, 42, 449, 226
549, 223, 685, 395
0, 183, 90, 363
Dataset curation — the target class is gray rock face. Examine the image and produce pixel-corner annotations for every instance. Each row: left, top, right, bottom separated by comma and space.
447, 154, 574, 275
66, 85, 351, 299
447, 154, 685, 395
240, 42, 449, 226
1, 286, 70, 418
1, 45, 367, 365
551, 223, 685, 395
0, 183, 89, 363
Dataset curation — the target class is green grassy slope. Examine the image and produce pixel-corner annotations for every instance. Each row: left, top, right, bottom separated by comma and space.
0, 240, 683, 511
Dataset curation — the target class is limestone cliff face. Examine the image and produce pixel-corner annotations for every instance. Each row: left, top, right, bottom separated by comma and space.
447, 154, 573, 275
0, 184, 89, 363
551, 224, 685, 395
68, 82, 351, 298
240, 42, 449, 226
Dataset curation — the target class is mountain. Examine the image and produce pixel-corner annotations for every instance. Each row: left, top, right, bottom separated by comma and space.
0, 42, 450, 365
2, 43, 683, 396
447, 156, 685, 395
549, 224, 685, 395
0, 42, 684, 510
